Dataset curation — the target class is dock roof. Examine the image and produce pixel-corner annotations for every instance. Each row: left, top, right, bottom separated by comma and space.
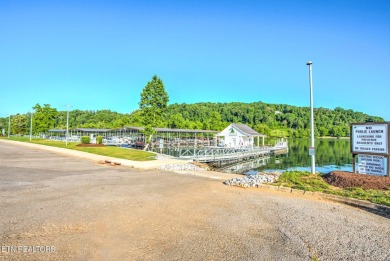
73, 128, 112, 132
49, 127, 218, 134
48, 129, 66, 133
116, 126, 218, 133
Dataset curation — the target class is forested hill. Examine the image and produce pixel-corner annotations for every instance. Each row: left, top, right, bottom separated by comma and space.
0, 102, 384, 138
163, 102, 384, 137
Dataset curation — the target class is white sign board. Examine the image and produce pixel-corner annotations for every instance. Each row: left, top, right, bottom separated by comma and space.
357, 155, 387, 176
351, 124, 388, 154
309, 147, 315, 156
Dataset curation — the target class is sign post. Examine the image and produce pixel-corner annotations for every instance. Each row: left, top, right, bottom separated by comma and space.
309, 147, 315, 156
357, 155, 387, 176
350, 122, 390, 177
306, 61, 315, 174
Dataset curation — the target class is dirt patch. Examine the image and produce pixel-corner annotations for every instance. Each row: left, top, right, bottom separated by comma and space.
323, 171, 390, 190
76, 144, 105, 147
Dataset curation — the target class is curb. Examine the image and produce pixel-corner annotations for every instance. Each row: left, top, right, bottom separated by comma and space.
257, 184, 390, 218
0, 139, 190, 170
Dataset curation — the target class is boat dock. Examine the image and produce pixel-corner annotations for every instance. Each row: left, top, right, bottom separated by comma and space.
193, 146, 271, 163
179, 141, 288, 167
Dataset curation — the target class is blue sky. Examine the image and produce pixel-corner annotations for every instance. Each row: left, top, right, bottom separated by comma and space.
1, 0, 389, 120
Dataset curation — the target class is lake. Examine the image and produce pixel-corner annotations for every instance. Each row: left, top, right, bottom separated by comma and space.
150, 138, 354, 174
222, 138, 353, 174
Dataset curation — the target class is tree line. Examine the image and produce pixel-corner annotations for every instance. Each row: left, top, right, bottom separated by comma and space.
0, 76, 384, 138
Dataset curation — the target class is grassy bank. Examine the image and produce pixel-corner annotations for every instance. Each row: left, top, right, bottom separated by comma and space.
272, 171, 390, 206
1, 136, 155, 161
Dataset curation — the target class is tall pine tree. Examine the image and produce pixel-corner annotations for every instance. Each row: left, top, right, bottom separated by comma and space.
139, 75, 169, 141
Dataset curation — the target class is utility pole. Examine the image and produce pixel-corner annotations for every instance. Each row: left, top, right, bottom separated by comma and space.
307, 61, 316, 174
8, 115, 11, 138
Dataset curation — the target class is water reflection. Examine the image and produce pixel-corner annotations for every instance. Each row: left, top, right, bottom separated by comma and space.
223, 138, 353, 174
150, 138, 354, 174
221, 157, 271, 174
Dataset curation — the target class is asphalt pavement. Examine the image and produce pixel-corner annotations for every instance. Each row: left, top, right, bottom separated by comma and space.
0, 141, 389, 261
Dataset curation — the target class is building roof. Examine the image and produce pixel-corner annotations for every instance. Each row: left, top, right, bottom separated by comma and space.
232, 123, 261, 136
116, 126, 218, 133
73, 128, 112, 132
216, 123, 266, 137
49, 127, 218, 134
155, 127, 218, 133
48, 129, 66, 133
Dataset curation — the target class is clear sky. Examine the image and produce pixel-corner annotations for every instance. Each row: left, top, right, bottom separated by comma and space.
1, 0, 389, 120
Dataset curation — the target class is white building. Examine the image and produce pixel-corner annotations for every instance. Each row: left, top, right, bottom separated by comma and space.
216, 123, 266, 148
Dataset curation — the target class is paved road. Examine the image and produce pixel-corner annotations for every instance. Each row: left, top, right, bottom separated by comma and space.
0, 141, 389, 261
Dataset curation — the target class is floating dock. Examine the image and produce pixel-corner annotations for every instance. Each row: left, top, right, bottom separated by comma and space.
179, 141, 288, 167
192, 147, 271, 163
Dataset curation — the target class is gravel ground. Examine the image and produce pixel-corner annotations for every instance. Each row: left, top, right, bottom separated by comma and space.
0, 141, 389, 261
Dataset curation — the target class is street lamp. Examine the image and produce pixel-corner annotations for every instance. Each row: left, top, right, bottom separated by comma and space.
8, 115, 11, 138
65, 105, 72, 145
307, 61, 315, 174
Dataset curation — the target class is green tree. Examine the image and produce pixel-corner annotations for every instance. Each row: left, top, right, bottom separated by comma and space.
128, 110, 144, 126
168, 113, 185, 129
209, 112, 223, 130
139, 75, 169, 142
11, 114, 28, 134
331, 126, 345, 138
318, 126, 329, 137
139, 75, 169, 127
254, 123, 271, 136
1, 100, 384, 138
32, 104, 58, 134
0, 117, 6, 135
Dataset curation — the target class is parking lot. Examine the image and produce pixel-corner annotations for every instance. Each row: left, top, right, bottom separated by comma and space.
0, 141, 389, 260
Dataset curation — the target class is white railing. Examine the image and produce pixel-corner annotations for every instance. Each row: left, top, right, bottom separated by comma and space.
179, 146, 271, 162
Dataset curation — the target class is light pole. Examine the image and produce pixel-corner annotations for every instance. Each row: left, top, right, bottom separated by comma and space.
29, 111, 33, 141
65, 105, 72, 145
8, 115, 11, 138
307, 61, 315, 174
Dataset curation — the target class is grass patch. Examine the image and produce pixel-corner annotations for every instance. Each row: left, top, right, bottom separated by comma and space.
336, 187, 390, 206
2, 136, 155, 161
272, 171, 390, 206
270, 129, 289, 138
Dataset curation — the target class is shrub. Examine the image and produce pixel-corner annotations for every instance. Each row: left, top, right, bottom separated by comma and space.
96, 136, 103, 144
81, 136, 90, 144
274, 171, 330, 192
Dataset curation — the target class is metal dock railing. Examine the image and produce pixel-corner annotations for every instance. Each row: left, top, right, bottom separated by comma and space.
179, 146, 272, 163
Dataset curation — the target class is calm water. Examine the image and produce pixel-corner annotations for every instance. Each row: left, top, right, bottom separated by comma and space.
150, 138, 354, 174
224, 138, 353, 174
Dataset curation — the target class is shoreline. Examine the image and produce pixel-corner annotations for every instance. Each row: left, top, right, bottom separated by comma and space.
318, 136, 350, 139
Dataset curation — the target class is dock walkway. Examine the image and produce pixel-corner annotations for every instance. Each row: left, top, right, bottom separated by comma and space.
175, 139, 289, 166
195, 146, 271, 163
179, 146, 281, 163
